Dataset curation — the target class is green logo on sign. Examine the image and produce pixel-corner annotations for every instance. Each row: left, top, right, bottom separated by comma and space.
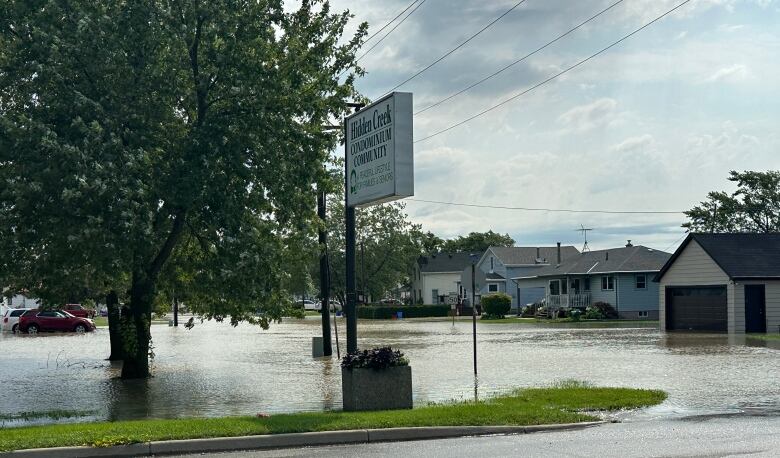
350, 169, 357, 194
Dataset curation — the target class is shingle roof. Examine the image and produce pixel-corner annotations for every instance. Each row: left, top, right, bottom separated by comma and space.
486, 272, 505, 280
489, 246, 580, 265
655, 233, 780, 281
516, 245, 671, 279
418, 251, 483, 273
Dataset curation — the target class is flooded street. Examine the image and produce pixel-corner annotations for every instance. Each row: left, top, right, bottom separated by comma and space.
1, 317, 778, 425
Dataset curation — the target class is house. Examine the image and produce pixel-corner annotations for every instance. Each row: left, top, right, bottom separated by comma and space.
462, 244, 580, 311
655, 233, 780, 334
411, 251, 483, 305
514, 242, 671, 319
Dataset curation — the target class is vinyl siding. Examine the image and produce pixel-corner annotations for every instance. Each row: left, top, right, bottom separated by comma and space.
420, 272, 461, 304
658, 240, 730, 331
591, 275, 617, 306
616, 273, 659, 312
733, 280, 780, 334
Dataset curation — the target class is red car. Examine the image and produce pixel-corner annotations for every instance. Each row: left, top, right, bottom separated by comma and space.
60, 303, 96, 318
18, 309, 96, 334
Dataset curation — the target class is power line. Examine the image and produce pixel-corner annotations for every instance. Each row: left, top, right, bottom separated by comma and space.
379, 0, 528, 98
662, 232, 689, 252
415, 0, 625, 115
414, 0, 692, 144
406, 198, 686, 215
362, 0, 422, 47
342, 0, 427, 78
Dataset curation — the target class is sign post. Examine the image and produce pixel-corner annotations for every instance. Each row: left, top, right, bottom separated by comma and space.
344, 92, 413, 354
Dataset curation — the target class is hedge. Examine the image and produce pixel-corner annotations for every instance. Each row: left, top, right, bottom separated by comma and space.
357, 304, 450, 319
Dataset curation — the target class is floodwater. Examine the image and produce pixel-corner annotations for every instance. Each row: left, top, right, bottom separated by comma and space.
0, 317, 778, 426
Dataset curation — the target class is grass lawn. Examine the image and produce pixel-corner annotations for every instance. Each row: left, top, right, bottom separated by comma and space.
478, 317, 659, 325
93, 317, 171, 327
747, 333, 780, 341
0, 384, 666, 451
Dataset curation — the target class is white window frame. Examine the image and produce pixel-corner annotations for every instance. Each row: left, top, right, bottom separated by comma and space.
638, 311, 649, 318
635, 274, 647, 290
488, 283, 499, 293
601, 276, 614, 291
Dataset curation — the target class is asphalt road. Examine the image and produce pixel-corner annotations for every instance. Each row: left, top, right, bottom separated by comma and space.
172, 415, 780, 458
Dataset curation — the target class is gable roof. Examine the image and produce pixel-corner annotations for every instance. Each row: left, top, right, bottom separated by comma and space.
418, 251, 484, 273
655, 233, 780, 281
487, 245, 580, 266
515, 245, 671, 279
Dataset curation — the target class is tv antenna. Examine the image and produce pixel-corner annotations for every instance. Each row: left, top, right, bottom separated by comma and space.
575, 225, 593, 252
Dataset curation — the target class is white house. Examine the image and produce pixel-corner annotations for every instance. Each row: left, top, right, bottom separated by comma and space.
411, 252, 483, 305
655, 233, 780, 334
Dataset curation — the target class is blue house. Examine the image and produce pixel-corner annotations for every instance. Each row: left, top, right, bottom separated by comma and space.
513, 242, 672, 319
463, 244, 580, 311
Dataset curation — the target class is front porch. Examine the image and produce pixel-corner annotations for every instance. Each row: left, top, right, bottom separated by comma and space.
545, 292, 591, 309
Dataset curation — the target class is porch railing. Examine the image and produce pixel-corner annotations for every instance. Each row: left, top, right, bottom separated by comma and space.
545, 292, 591, 309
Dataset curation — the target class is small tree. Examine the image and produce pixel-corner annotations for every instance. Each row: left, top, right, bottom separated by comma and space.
481, 293, 511, 319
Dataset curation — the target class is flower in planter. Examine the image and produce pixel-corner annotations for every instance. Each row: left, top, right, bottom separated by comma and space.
341, 347, 409, 371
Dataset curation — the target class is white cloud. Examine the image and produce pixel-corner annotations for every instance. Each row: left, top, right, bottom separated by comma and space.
704, 64, 750, 82
557, 98, 618, 132
610, 134, 655, 153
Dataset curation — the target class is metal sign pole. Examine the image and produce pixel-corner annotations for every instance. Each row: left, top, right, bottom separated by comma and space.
318, 190, 332, 356
344, 102, 364, 355
471, 262, 478, 376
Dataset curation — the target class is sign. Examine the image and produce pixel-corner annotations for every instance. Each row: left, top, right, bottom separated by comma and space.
346, 92, 413, 208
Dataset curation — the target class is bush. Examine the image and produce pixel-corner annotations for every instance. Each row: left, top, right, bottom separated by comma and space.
570, 309, 582, 322
341, 347, 408, 371
584, 306, 605, 320
592, 301, 618, 319
520, 305, 535, 317
481, 293, 511, 319
357, 304, 450, 319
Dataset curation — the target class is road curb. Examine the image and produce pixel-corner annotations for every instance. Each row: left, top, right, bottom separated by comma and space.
0, 421, 605, 457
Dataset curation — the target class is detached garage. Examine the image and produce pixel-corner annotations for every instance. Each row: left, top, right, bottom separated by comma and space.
655, 233, 780, 334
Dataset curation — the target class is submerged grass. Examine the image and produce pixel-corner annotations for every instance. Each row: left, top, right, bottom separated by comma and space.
747, 333, 780, 341
0, 386, 666, 451
0, 410, 96, 422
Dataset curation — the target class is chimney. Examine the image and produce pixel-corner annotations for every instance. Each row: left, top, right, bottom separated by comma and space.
556, 242, 561, 266
626, 240, 633, 247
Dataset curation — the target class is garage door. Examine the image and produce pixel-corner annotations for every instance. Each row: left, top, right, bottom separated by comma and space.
666, 286, 727, 332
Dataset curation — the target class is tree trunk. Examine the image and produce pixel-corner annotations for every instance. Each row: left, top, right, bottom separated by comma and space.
106, 290, 124, 361
173, 294, 179, 327
121, 273, 155, 379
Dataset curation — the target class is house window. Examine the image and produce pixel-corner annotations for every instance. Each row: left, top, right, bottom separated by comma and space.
601, 276, 614, 291
431, 289, 439, 304
490, 257, 494, 271
638, 311, 649, 318
549, 280, 560, 295
635, 274, 647, 289
584, 277, 591, 291
571, 279, 580, 293
488, 283, 498, 293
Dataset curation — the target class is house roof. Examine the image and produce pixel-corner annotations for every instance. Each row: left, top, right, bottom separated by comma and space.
514, 245, 671, 279
487, 245, 580, 266
418, 251, 484, 273
655, 233, 780, 281
486, 272, 505, 280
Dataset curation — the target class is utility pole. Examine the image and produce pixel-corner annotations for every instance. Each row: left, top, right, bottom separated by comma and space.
471, 261, 477, 376
360, 241, 366, 304
344, 102, 365, 354
318, 190, 332, 356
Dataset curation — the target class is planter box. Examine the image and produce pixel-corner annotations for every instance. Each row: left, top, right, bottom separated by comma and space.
341, 365, 413, 411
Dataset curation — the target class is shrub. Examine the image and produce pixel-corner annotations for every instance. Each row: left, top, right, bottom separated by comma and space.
570, 309, 582, 322
520, 305, 535, 317
357, 304, 449, 319
481, 293, 511, 318
584, 306, 605, 320
341, 347, 408, 371
592, 301, 618, 319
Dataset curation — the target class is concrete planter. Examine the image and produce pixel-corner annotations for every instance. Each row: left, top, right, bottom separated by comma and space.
341, 365, 413, 412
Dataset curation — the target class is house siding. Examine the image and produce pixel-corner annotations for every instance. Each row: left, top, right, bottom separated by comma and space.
616, 273, 659, 314
733, 280, 780, 334
420, 272, 461, 304
590, 275, 618, 306
657, 240, 733, 332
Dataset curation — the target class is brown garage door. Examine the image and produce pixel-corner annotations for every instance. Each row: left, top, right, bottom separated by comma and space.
666, 286, 727, 332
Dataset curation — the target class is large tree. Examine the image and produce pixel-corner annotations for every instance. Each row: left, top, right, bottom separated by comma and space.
683, 170, 780, 233
440, 230, 515, 253
0, 0, 365, 378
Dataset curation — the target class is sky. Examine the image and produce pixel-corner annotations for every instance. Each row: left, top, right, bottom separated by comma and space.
303, 0, 780, 252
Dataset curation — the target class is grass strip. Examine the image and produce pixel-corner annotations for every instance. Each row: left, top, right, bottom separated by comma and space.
747, 333, 780, 341
0, 385, 665, 451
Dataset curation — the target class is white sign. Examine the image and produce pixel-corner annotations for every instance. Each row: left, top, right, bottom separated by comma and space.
346, 92, 413, 208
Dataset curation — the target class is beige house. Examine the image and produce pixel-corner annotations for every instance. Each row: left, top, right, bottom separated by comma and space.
411, 252, 482, 305
655, 233, 780, 334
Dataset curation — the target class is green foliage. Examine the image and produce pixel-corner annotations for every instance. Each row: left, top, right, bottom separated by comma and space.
584, 307, 604, 320
0, 0, 366, 376
569, 309, 582, 322
684, 170, 780, 233
357, 304, 449, 319
440, 231, 515, 253
592, 301, 618, 319
481, 293, 511, 318
341, 347, 408, 370
0, 386, 666, 452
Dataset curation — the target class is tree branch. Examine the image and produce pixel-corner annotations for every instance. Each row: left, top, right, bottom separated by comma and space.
147, 212, 186, 282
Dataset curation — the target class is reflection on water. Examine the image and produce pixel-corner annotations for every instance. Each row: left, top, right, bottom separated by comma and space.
0, 318, 778, 425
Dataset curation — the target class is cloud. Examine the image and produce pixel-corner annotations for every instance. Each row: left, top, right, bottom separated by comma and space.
557, 98, 618, 132
610, 134, 655, 153
704, 64, 749, 82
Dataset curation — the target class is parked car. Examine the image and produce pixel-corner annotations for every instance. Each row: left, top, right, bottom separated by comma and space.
60, 303, 96, 319
2, 308, 31, 333
18, 309, 96, 334
379, 298, 402, 306
299, 300, 318, 311
315, 300, 342, 312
